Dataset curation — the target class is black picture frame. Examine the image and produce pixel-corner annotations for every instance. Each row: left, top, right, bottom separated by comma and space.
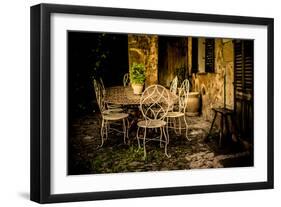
30, 3, 274, 204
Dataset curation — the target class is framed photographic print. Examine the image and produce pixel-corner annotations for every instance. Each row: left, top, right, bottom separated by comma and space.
30, 3, 274, 203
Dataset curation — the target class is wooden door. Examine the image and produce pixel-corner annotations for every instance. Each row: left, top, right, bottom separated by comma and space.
158, 37, 188, 87
234, 40, 254, 142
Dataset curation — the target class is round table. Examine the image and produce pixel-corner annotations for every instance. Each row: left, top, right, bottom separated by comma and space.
104, 86, 141, 105
104, 86, 179, 139
104, 86, 178, 105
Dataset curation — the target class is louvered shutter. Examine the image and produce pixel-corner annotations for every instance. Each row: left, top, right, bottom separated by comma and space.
234, 40, 254, 141
234, 40, 243, 94
244, 41, 254, 93
205, 38, 215, 73
234, 40, 253, 100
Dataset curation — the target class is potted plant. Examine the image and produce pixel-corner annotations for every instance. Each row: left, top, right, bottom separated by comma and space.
129, 62, 146, 94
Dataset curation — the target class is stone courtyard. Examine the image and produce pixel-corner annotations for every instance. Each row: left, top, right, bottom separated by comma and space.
68, 113, 253, 175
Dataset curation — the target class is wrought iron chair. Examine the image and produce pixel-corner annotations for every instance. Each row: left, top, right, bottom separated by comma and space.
93, 79, 129, 147
165, 79, 191, 141
99, 77, 123, 111
123, 73, 130, 87
136, 85, 172, 159
180, 79, 190, 94
166, 76, 179, 112
170, 76, 178, 95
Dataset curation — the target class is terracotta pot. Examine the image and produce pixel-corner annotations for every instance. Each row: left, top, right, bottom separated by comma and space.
132, 84, 144, 95
186, 92, 200, 116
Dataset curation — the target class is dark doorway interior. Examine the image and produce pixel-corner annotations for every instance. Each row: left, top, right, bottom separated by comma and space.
191, 37, 198, 73
158, 36, 188, 87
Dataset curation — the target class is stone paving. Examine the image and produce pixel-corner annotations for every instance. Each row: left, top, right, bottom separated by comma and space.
68, 113, 253, 175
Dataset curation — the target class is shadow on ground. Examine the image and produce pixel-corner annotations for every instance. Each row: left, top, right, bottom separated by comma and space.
68, 114, 253, 175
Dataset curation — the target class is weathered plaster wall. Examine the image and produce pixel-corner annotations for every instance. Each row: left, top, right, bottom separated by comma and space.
192, 38, 234, 121
223, 40, 234, 109
187, 37, 192, 75
128, 35, 158, 86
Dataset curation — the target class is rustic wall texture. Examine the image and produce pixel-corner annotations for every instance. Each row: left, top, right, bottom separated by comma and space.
128, 35, 158, 86
187, 37, 193, 75
192, 39, 234, 121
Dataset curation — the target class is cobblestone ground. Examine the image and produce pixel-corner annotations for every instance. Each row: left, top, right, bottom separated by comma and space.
68, 113, 253, 175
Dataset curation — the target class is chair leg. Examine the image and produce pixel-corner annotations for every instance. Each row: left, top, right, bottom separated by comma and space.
126, 118, 130, 139
205, 112, 217, 142
143, 128, 147, 159
183, 115, 191, 141
122, 119, 126, 144
160, 126, 163, 148
136, 126, 141, 149
162, 126, 171, 158
166, 117, 170, 143
100, 119, 105, 147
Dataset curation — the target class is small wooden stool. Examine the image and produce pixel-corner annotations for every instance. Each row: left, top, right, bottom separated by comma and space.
205, 107, 234, 146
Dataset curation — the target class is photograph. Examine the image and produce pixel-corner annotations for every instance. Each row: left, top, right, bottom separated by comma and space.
67, 31, 254, 175
30, 3, 274, 203
1, 0, 279, 206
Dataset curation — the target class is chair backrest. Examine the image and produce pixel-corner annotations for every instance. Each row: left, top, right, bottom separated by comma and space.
180, 79, 190, 94
140, 85, 171, 121
170, 76, 178, 95
178, 79, 190, 113
93, 79, 106, 112
123, 73, 130, 87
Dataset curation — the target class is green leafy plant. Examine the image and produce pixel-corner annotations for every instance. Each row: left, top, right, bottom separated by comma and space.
129, 63, 146, 85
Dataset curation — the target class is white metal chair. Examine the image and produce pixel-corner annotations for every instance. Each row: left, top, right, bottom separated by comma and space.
136, 85, 172, 159
166, 76, 179, 112
93, 79, 129, 147
180, 79, 190, 94
170, 76, 178, 95
165, 79, 191, 141
123, 73, 130, 87
99, 77, 123, 111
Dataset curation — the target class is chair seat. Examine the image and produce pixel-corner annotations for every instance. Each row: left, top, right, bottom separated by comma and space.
103, 113, 128, 121
103, 108, 123, 114
107, 104, 122, 109
137, 120, 166, 128
166, 111, 185, 118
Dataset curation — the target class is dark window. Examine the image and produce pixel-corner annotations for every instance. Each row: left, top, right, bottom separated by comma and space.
205, 38, 215, 73
191, 38, 198, 73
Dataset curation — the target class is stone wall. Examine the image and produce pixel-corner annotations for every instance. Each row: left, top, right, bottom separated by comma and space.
192, 38, 234, 121
128, 35, 158, 86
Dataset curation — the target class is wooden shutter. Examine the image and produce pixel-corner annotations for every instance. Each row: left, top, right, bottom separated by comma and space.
234, 40, 254, 141
244, 41, 254, 92
205, 38, 215, 73
234, 40, 254, 99
234, 40, 243, 93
